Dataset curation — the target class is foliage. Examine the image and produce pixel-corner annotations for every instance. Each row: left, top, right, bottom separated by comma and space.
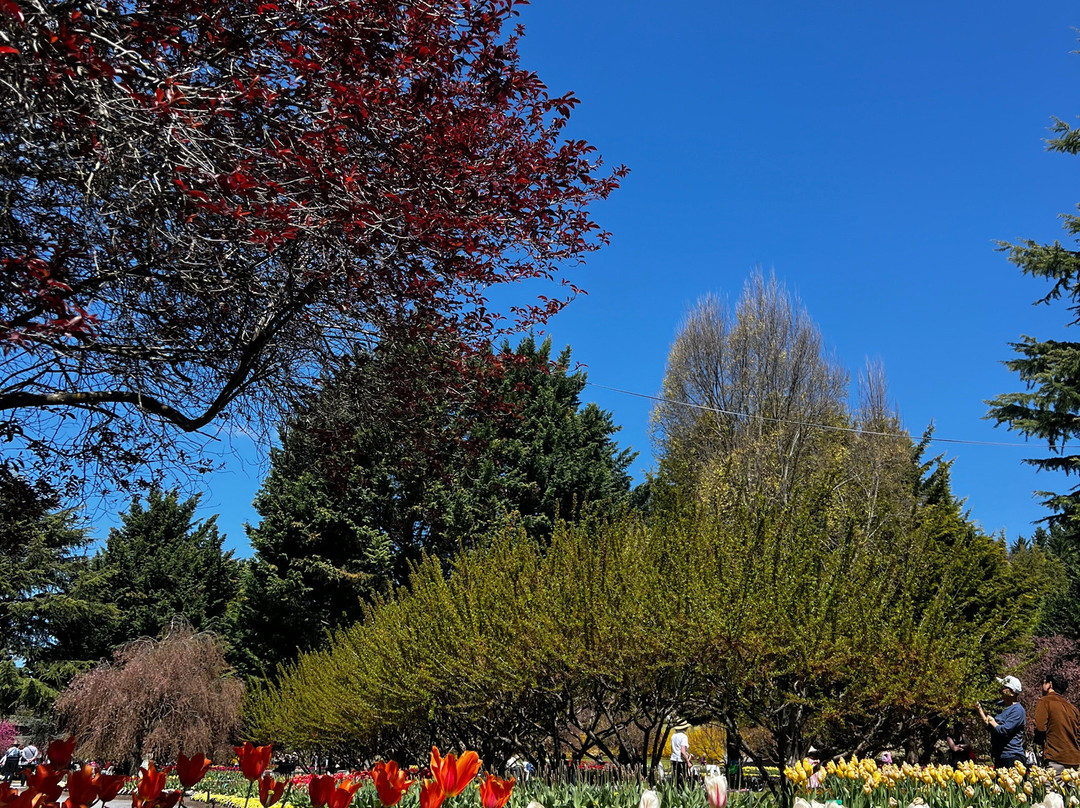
231, 336, 634, 677
55, 623, 243, 771
651, 270, 848, 498
986, 85, 1080, 532
247, 471, 1039, 777
84, 489, 241, 658
0, 721, 16, 752
1024, 523, 1080, 637
648, 271, 1045, 792
0, 468, 114, 714
0, 0, 624, 495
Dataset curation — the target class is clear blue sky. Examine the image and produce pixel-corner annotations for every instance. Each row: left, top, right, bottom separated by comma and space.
99, 1, 1080, 552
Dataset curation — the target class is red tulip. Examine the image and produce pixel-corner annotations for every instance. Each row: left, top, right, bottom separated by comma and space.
233, 743, 273, 782
7, 790, 46, 808
419, 782, 445, 808
429, 747, 480, 798
47, 738, 77, 770
137, 764, 168, 802
478, 775, 515, 808
93, 773, 128, 804
308, 774, 336, 808
373, 761, 412, 807
25, 765, 65, 801
64, 765, 99, 808
232, 743, 272, 782
175, 753, 212, 789
258, 775, 286, 808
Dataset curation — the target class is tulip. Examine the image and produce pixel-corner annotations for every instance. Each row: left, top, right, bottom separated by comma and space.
47, 737, 77, 770
639, 789, 659, 808
478, 775, 515, 808
64, 765, 100, 808
373, 761, 413, 807
175, 753, 212, 789
234, 743, 273, 781
137, 764, 169, 802
93, 773, 128, 805
309, 775, 337, 808
419, 781, 446, 808
258, 775, 286, 808
704, 774, 728, 808
430, 747, 481, 798
26, 765, 66, 801
326, 779, 363, 808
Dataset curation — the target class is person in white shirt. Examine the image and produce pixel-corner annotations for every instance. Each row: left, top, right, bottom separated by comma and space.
669, 719, 691, 788
19, 744, 37, 771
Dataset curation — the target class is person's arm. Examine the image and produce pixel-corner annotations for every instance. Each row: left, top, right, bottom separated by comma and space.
989, 705, 1024, 737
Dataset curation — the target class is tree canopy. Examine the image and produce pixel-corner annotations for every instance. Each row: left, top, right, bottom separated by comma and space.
57, 622, 243, 773
83, 489, 240, 658
0, 0, 624, 493
231, 336, 635, 677
0, 469, 113, 714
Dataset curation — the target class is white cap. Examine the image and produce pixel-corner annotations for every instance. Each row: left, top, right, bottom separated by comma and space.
997, 675, 1023, 694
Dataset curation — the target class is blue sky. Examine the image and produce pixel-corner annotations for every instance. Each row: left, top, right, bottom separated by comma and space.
101, 1, 1080, 552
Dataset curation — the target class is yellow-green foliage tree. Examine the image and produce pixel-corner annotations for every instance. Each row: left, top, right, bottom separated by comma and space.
248, 274, 1049, 780
247, 472, 1042, 778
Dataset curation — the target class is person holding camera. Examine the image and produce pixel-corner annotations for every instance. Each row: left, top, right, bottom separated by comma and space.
977, 675, 1027, 769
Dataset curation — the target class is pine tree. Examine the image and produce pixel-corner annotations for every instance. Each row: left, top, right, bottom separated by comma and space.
986, 117, 1080, 529
87, 490, 241, 657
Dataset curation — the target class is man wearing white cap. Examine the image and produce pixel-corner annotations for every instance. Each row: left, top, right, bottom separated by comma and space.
977, 675, 1027, 769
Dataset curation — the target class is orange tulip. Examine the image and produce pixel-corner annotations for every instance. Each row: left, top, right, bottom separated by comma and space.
430, 747, 480, 798
308, 774, 337, 808
175, 753, 212, 789
234, 743, 273, 782
419, 781, 446, 808
373, 761, 413, 807
478, 775, 515, 808
47, 737, 77, 770
325, 779, 362, 808
63, 765, 99, 808
258, 775, 286, 808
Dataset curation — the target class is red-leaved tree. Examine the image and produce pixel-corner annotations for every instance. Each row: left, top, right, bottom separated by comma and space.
55, 623, 243, 772
0, 0, 624, 493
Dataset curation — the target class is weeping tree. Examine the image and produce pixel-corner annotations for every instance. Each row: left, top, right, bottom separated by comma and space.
56, 623, 243, 772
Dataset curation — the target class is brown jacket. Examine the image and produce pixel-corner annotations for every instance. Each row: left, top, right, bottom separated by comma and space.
1035, 691, 1080, 766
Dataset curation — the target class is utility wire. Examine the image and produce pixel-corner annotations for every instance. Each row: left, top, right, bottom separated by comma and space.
585, 382, 1049, 450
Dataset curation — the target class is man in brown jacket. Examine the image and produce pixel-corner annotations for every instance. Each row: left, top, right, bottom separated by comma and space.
1034, 672, 1080, 773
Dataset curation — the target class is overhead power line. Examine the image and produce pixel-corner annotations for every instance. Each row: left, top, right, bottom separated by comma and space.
584, 382, 1044, 450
